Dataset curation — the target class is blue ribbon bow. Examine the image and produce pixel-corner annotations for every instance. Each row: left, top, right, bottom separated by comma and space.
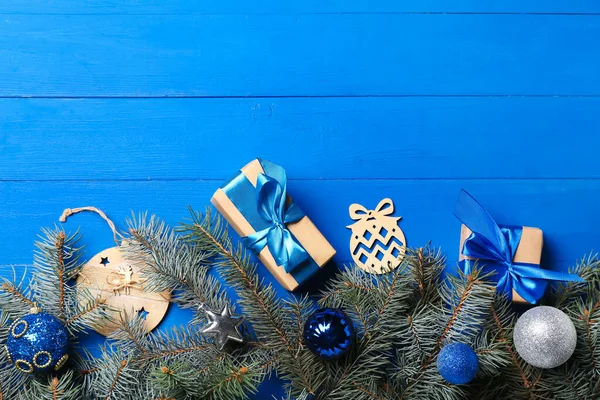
241, 161, 310, 274
455, 190, 584, 304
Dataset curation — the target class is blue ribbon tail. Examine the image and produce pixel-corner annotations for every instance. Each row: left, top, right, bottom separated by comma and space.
242, 228, 270, 255
266, 227, 311, 273
454, 190, 516, 263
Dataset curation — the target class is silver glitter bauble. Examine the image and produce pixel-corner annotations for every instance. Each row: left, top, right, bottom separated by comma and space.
514, 306, 577, 369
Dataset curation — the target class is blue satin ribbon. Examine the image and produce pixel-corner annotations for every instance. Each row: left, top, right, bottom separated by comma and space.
455, 190, 584, 304
241, 166, 309, 273
221, 159, 319, 284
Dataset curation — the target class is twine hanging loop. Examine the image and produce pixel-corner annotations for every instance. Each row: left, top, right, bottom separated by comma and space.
59, 206, 120, 246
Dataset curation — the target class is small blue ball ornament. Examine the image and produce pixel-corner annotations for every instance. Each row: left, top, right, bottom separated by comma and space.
437, 342, 478, 384
303, 308, 355, 360
5, 308, 69, 373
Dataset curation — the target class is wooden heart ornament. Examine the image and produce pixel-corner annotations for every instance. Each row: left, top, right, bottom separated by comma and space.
347, 198, 407, 274
76, 244, 170, 336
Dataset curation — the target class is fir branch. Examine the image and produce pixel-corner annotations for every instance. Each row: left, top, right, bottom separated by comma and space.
140, 325, 223, 369
32, 228, 85, 321
414, 248, 427, 299
0, 269, 36, 320
109, 313, 149, 355
355, 304, 372, 340
491, 302, 530, 388
406, 315, 423, 355
409, 274, 477, 381
195, 224, 292, 351
104, 359, 128, 400
354, 383, 385, 400
83, 346, 141, 400
0, 281, 34, 308
55, 231, 66, 319
317, 255, 414, 399
65, 297, 105, 326
559, 366, 585, 400
320, 282, 373, 305
125, 213, 228, 315
5, 210, 600, 399
151, 362, 203, 399
407, 246, 445, 303
181, 210, 291, 350
399, 263, 496, 399
51, 377, 61, 400
28, 371, 82, 400
281, 296, 313, 354
437, 274, 476, 347
582, 300, 600, 375
205, 366, 250, 396
180, 209, 323, 396
567, 296, 600, 380
197, 354, 226, 375
201, 350, 274, 400
549, 253, 598, 308
137, 344, 214, 365
64, 288, 111, 334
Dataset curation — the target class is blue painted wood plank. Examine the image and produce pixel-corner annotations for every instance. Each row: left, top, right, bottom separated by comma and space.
1, 15, 599, 96
1, 1, 600, 14
2, 97, 600, 180
0, 180, 596, 269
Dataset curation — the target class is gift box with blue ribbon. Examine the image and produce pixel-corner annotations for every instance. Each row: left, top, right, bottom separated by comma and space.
455, 190, 583, 304
211, 159, 336, 291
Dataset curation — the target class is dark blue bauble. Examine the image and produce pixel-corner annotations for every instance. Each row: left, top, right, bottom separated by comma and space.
303, 308, 355, 360
5, 311, 69, 373
437, 342, 478, 384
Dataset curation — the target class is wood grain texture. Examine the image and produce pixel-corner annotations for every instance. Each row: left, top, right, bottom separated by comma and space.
1, 1, 600, 14
348, 198, 407, 274
0, 14, 599, 96
2, 97, 600, 180
77, 246, 171, 336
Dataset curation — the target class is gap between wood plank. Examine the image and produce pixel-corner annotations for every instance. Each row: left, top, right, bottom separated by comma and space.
2, 95, 600, 99
1, 12, 600, 16
0, 178, 600, 183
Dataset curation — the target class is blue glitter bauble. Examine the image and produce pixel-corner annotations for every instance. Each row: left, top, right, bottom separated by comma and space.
303, 308, 355, 360
5, 311, 69, 373
437, 342, 478, 384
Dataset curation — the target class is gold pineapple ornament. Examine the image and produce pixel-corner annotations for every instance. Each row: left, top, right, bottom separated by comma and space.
347, 198, 407, 274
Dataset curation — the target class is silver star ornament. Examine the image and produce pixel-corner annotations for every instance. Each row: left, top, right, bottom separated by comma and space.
200, 304, 245, 350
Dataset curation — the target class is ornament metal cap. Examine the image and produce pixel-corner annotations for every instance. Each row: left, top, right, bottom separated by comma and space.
29, 305, 41, 314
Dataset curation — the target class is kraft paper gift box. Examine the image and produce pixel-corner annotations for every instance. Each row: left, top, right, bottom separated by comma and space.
458, 224, 543, 304
452, 189, 588, 304
211, 159, 336, 291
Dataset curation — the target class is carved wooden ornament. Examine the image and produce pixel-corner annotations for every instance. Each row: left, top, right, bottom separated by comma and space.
347, 198, 407, 274
76, 245, 170, 336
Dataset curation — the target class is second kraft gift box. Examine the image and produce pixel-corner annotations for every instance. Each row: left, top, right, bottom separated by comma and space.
454, 189, 583, 304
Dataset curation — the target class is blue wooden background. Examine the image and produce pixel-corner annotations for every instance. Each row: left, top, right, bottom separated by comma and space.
1, 1, 600, 397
